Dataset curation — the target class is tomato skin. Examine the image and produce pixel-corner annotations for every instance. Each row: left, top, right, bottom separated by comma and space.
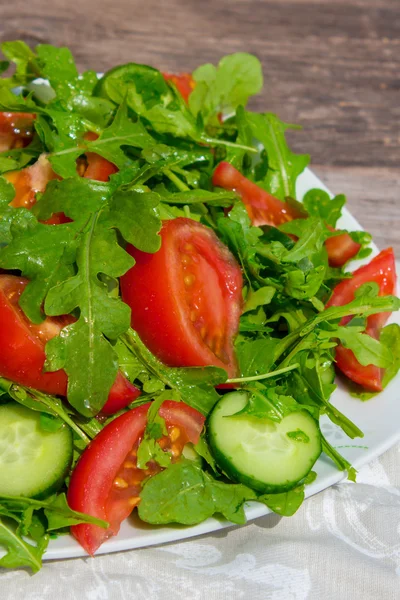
325, 226, 361, 268
0, 275, 69, 394
84, 152, 118, 181
212, 162, 304, 226
68, 400, 205, 554
162, 72, 195, 103
120, 217, 242, 378
68, 403, 150, 555
0, 275, 140, 413
326, 248, 396, 391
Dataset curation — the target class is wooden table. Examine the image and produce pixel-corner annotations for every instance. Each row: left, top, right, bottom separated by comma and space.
1, 0, 399, 252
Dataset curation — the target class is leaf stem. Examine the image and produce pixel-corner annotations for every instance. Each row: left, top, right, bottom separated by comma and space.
163, 168, 190, 192
227, 363, 299, 383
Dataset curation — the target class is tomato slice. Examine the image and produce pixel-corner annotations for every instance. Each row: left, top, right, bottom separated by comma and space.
325, 226, 361, 268
83, 132, 118, 182
0, 274, 140, 413
68, 400, 205, 555
162, 72, 195, 103
212, 161, 304, 226
84, 152, 118, 182
326, 248, 396, 391
5, 154, 56, 210
120, 217, 242, 378
213, 162, 361, 267
0, 112, 35, 151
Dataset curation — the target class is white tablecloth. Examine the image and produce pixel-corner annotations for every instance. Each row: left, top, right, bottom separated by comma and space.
1, 441, 399, 600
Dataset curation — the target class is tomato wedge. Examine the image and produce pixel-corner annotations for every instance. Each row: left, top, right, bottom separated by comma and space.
326, 248, 397, 391
120, 217, 242, 378
0, 274, 140, 413
213, 162, 361, 267
68, 400, 205, 554
325, 226, 361, 268
0, 112, 35, 151
213, 161, 303, 226
83, 131, 118, 182
162, 72, 195, 103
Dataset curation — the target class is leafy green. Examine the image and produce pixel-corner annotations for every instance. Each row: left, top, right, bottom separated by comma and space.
139, 459, 256, 525
189, 53, 263, 124
245, 112, 310, 200
302, 188, 346, 227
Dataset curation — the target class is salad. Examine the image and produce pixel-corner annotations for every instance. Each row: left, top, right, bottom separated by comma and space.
0, 41, 399, 573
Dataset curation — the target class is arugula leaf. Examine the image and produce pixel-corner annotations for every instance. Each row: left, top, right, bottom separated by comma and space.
245, 112, 310, 200
85, 100, 155, 168
0, 517, 47, 573
236, 338, 278, 377
0, 212, 77, 323
0, 41, 39, 87
139, 459, 256, 525
44, 216, 134, 416
122, 329, 226, 415
101, 189, 162, 253
189, 53, 263, 123
259, 485, 305, 517
302, 188, 346, 227
318, 323, 393, 368
243, 286, 275, 313
0, 493, 108, 531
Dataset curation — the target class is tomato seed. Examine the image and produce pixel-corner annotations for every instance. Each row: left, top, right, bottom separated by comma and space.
113, 477, 128, 489
128, 497, 140, 507
184, 274, 195, 287
169, 427, 181, 442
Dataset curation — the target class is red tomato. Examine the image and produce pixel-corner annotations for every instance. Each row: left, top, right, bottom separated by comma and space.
0, 112, 35, 151
120, 217, 243, 378
5, 154, 56, 210
83, 131, 118, 182
162, 72, 195, 103
326, 248, 396, 391
0, 274, 140, 413
213, 162, 360, 267
212, 161, 304, 227
325, 226, 361, 268
68, 400, 205, 554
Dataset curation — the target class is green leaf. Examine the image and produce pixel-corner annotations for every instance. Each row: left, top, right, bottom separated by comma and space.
44, 215, 134, 416
36, 44, 79, 98
86, 100, 155, 169
101, 189, 162, 253
302, 188, 346, 227
236, 338, 278, 377
139, 459, 256, 525
0, 213, 77, 323
99, 63, 199, 139
0, 517, 47, 573
281, 218, 328, 263
0, 41, 39, 86
34, 176, 111, 224
189, 53, 263, 123
43, 494, 108, 531
259, 485, 305, 516
319, 324, 393, 368
243, 286, 276, 313
245, 112, 310, 200
122, 329, 226, 416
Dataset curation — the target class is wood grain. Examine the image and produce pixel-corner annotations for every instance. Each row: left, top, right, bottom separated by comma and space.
0, 0, 398, 251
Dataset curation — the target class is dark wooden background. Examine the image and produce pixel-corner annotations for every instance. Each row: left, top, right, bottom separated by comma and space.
1, 0, 399, 252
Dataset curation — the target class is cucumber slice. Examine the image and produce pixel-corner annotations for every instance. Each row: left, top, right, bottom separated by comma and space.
208, 391, 321, 493
0, 403, 73, 498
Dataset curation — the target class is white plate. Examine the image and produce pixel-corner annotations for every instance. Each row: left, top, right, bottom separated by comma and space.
44, 167, 400, 560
